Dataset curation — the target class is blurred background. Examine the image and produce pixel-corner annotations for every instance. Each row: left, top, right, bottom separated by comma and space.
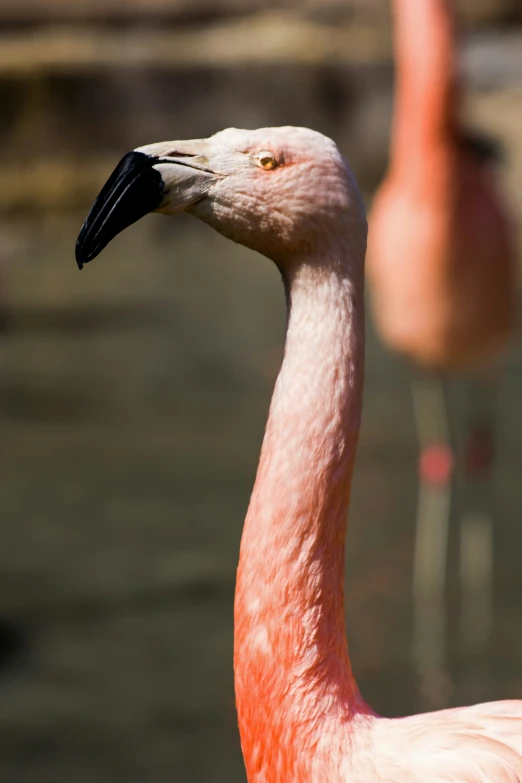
0, 1, 521, 781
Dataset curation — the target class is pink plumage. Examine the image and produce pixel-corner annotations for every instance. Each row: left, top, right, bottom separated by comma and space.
77, 125, 522, 782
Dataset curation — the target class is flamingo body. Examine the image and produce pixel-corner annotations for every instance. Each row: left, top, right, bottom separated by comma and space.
368, 140, 516, 370
76, 125, 522, 782
367, 0, 516, 370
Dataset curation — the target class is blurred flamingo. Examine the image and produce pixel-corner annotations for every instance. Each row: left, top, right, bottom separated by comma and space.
76, 124, 522, 783
367, 0, 517, 706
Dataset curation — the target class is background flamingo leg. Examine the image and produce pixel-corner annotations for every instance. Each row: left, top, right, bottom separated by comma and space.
458, 369, 498, 659
411, 372, 453, 711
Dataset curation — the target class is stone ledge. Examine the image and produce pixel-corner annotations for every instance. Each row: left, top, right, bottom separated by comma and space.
0, 15, 388, 75
0, 0, 519, 27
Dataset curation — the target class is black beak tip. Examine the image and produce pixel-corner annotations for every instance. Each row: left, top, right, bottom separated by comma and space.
74, 150, 164, 272
75, 228, 98, 270
75, 234, 94, 270
75, 245, 85, 270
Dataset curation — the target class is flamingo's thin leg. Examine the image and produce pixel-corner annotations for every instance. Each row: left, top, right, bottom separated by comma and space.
459, 369, 497, 657
411, 372, 453, 711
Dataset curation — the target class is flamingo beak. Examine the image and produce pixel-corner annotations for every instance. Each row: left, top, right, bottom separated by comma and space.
75, 145, 220, 269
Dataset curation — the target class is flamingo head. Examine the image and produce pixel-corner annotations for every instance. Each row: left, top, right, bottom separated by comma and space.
75, 126, 365, 270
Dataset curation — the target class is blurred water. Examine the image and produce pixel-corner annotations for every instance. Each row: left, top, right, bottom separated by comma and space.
0, 213, 520, 781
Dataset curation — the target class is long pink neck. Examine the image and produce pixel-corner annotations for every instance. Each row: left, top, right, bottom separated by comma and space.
234, 241, 368, 780
391, 0, 458, 173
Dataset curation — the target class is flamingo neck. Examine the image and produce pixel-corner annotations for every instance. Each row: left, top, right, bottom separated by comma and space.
391, 0, 458, 174
234, 239, 368, 780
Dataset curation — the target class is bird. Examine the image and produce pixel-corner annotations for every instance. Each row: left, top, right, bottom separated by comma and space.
76, 126, 522, 782
366, 0, 517, 706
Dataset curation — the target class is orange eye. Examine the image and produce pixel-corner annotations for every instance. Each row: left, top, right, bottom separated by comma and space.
254, 151, 277, 171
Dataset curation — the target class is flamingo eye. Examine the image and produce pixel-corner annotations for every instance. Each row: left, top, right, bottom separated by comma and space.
254, 151, 277, 171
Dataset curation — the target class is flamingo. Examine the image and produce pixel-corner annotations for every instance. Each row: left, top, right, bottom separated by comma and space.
76, 126, 522, 782
367, 0, 517, 704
